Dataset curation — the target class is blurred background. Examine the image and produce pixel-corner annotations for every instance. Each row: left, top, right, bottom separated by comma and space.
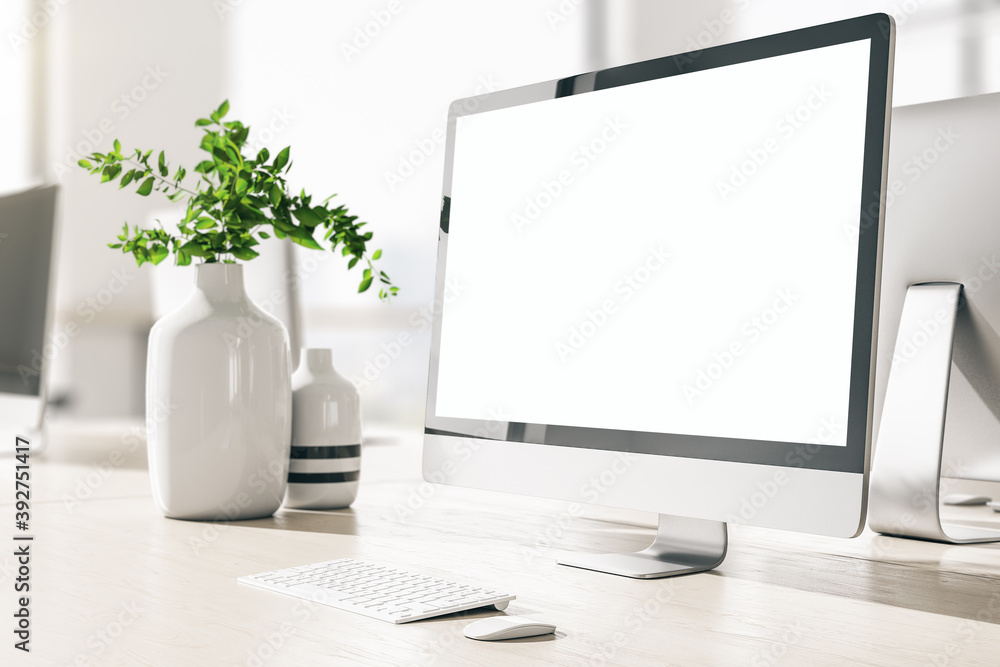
1, 0, 999, 431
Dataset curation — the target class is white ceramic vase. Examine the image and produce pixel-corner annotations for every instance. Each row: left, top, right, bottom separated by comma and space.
146, 263, 292, 520
284, 349, 362, 510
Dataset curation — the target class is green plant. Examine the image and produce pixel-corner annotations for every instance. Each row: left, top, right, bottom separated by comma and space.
78, 100, 398, 301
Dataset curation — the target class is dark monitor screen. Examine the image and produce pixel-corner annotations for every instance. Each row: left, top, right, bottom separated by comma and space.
0, 185, 58, 397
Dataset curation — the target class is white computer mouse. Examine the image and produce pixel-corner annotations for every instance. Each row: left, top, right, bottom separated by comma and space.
942, 494, 992, 506
464, 616, 556, 641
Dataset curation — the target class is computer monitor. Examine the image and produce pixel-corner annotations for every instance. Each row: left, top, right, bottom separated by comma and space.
0, 184, 59, 452
868, 91, 1000, 542
424, 15, 894, 578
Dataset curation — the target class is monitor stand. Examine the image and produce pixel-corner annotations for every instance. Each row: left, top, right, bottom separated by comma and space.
869, 282, 1000, 543
557, 514, 728, 578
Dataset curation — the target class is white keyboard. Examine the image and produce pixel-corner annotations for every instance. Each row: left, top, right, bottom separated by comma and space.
238, 558, 515, 624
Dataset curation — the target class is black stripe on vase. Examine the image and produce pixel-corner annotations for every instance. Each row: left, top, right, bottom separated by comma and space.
288, 471, 361, 484
290, 444, 361, 459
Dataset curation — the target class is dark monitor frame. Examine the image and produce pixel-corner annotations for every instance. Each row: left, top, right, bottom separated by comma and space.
425, 14, 895, 476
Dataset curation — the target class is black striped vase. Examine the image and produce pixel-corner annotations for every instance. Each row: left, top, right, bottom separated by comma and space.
284, 443, 361, 509
283, 349, 363, 510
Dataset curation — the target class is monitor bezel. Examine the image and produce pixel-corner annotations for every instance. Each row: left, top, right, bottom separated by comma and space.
425, 14, 894, 477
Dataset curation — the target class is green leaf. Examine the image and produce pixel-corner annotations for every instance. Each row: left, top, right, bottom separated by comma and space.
268, 184, 281, 207
231, 246, 259, 261
273, 146, 290, 171
78, 159, 92, 169
358, 276, 373, 293
113, 139, 121, 154
237, 202, 265, 222
103, 164, 123, 183
195, 118, 212, 126
136, 177, 155, 196
372, 249, 382, 260
292, 207, 323, 228
288, 228, 323, 250
194, 218, 217, 230
217, 100, 230, 120
258, 231, 270, 239
119, 169, 136, 188
179, 240, 209, 257
149, 245, 169, 265
348, 256, 359, 270
158, 151, 167, 177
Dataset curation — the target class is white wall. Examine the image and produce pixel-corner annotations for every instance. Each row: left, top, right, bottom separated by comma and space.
1, 0, 33, 195
600, 0, 1000, 106
224, 1, 588, 425
43, 0, 226, 416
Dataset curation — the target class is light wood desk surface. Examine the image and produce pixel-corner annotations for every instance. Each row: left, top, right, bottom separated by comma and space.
2, 422, 1000, 666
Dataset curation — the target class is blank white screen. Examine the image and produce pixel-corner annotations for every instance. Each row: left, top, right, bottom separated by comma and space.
435, 39, 872, 447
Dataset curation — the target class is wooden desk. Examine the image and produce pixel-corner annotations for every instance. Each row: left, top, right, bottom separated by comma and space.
3, 423, 999, 666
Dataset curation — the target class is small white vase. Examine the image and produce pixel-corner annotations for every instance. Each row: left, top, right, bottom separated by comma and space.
146, 263, 292, 520
284, 349, 362, 510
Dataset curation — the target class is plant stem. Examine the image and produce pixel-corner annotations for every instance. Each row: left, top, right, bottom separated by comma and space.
125, 159, 199, 197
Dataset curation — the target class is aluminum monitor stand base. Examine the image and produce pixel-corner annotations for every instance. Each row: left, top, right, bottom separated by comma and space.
869, 282, 1000, 543
557, 514, 728, 578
